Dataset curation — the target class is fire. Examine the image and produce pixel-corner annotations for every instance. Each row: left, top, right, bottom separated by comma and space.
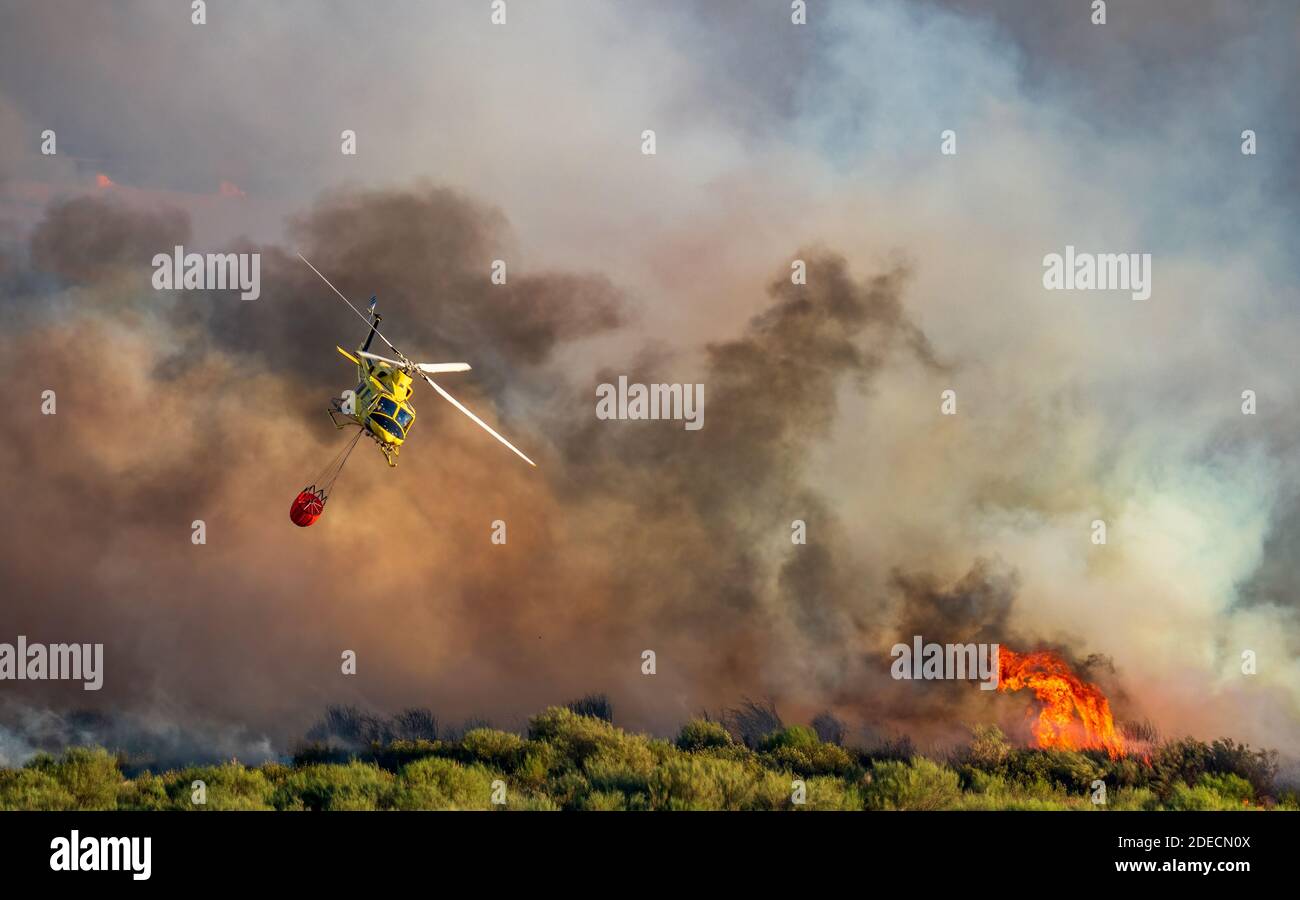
998, 648, 1126, 758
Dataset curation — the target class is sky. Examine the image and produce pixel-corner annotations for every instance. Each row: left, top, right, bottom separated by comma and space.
0, 0, 1297, 768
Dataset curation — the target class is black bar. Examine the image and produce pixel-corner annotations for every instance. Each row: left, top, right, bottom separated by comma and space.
3, 810, 1287, 886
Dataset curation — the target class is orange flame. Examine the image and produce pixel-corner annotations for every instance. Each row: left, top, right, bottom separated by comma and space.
95, 173, 115, 188
998, 647, 1126, 758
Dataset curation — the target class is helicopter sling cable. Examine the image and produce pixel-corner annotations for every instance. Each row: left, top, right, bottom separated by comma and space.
290, 253, 537, 527
290, 428, 364, 527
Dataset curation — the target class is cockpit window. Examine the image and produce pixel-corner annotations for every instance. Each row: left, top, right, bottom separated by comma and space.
376, 397, 399, 418
395, 406, 414, 430
370, 414, 404, 440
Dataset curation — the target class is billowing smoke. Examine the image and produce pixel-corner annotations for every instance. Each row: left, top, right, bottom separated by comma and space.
0, 186, 1064, 762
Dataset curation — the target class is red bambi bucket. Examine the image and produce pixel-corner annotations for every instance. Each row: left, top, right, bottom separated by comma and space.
289, 488, 326, 527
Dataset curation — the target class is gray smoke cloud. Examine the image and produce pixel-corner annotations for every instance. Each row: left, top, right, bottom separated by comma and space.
0, 186, 1027, 762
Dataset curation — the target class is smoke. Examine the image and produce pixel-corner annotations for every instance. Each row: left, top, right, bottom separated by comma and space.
0, 185, 1018, 760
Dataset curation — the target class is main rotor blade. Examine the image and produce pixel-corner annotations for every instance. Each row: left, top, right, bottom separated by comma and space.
357, 350, 407, 368
297, 252, 406, 359
417, 362, 472, 374
420, 373, 537, 467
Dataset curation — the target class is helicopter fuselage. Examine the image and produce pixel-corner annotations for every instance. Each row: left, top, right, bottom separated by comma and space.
331, 344, 416, 466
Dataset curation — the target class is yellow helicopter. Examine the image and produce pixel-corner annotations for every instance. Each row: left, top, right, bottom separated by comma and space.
298, 252, 537, 470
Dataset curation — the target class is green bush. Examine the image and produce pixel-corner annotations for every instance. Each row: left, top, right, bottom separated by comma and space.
163, 762, 274, 810
506, 792, 562, 811
1208, 739, 1277, 795
459, 729, 527, 771
1166, 773, 1255, 810
649, 756, 758, 810
965, 725, 1012, 770
583, 741, 657, 796
765, 742, 861, 779
545, 770, 593, 809
367, 739, 449, 771
1109, 787, 1161, 811
799, 776, 864, 810
515, 743, 560, 790
271, 762, 396, 811
1199, 772, 1254, 805
581, 789, 628, 811
865, 758, 961, 811
1004, 749, 1104, 793
0, 768, 78, 810
1150, 737, 1211, 798
394, 757, 496, 810
117, 771, 169, 810
675, 718, 733, 752
760, 725, 819, 752
528, 707, 634, 767
0, 707, 1293, 812
23, 748, 121, 809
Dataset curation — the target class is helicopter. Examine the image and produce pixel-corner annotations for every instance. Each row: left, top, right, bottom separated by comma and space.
289, 253, 536, 527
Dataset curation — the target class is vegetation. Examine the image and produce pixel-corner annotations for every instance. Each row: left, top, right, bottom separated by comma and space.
1, 710, 1294, 811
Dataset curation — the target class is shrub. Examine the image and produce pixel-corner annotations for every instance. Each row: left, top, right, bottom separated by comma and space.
291, 742, 353, 767
271, 762, 396, 810
544, 770, 592, 809
1149, 737, 1211, 797
859, 734, 915, 765
725, 698, 782, 748
1208, 739, 1277, 796
760, 725, 819, 752
799, 776, 863, 810
746, 768, 797, 810
1109, 787, 1161, 811
583, 741, 657, 796
0, 768, 78, 810
675, 718, 733, 752
1167, 783, 1234, 810
368, 739, 450, 771
527, 707, 640, 769
965, 725, 1012, 770
394, 757, 496, 810
865, 758, 961, 810
117, 771, 169, 810
1004, 749, 1103, 793
581, 790, 628, 811
507, 792, 562, 811
765, 742, 860, 779
307, 705, 393, 746
811, 712, 846, 746
565, 693, 614, 722
1196, 772, 1254, 806
648, 756, 757, 810
390, 708, 440, 742
163, 762, 273, 810
459, 729, 527, 771
24, 748, 121, 810
515, 743, 560, 791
